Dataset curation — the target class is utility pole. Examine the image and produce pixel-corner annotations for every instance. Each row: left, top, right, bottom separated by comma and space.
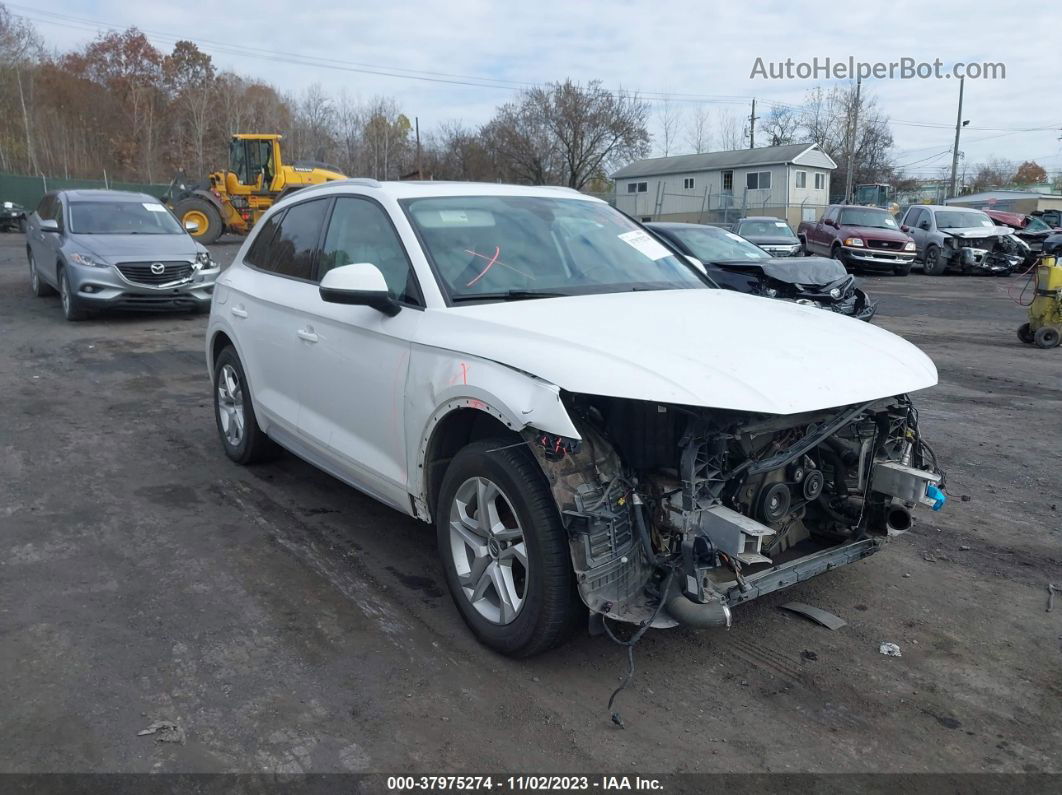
748, 99, 758, 149
843, 77, 862, 204
948, 77, 966, 199
415, 116, 422, 180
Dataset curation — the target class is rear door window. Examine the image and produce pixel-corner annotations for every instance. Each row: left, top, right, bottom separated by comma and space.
247, 198, 330, 280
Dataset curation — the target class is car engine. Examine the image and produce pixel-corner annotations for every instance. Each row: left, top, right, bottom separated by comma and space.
526, 393, 944, 628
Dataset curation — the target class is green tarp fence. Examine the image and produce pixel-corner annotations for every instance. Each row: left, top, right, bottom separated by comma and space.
0, 173, 171, 210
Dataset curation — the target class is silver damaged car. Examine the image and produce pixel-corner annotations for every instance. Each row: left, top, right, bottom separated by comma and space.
25, 189, 219, 320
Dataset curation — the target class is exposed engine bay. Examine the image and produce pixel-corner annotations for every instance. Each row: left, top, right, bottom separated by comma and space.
525, 393, 944, 629
942, 230, 1026, 274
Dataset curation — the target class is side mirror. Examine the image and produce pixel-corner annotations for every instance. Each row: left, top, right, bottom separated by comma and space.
823, 218, 835, 227
684, 254, 708, 275
900, 224, 910, 233
39, 218, 59, 233
319, 263, 401, 316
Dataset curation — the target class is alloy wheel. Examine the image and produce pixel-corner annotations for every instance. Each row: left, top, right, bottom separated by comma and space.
448, 476, 528, 625
60, 272, 70, 314
216, 364, 246, 447
29, 255, 38, 293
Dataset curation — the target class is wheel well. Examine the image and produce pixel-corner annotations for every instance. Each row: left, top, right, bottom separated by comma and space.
210, 331, 234, 374
423, 408, 522, 519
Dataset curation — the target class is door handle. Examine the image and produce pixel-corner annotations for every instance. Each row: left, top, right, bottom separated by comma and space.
296, 328, 319, 343
230, 306, 248, 318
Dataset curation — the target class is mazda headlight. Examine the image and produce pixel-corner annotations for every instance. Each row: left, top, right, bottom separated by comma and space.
194, 250, 216, 270
69, 252, 108, 268
904, 241, 916, 251
843, 238, 864, 247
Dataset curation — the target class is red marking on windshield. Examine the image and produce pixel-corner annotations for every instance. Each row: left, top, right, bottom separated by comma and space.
464, 246, 501, 287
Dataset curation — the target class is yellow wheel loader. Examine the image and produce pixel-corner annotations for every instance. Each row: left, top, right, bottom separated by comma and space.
163, 134, 346, 244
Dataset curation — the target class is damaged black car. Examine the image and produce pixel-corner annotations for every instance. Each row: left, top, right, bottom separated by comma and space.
648, 221, 877, 321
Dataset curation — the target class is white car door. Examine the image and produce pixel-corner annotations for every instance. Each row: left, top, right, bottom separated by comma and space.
294, 195, 424, 509
227, 198, 332, 436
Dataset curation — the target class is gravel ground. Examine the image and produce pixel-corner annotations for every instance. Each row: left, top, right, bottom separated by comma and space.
1, 235, 1059, 775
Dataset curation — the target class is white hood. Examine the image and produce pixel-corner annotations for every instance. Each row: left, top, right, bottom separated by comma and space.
417, 289, 937, 416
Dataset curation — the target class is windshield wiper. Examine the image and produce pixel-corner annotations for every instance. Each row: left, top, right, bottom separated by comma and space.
450, 290, 569, 303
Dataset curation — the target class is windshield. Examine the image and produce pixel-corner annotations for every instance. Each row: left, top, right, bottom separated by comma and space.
736, 219, 796, 239
664, 225, 770, 263
1024, 217, 1051, 233
68, 201, 184, 235
934, 210, 994, 230
838, 208, 898, 229
401, 196, 707, 302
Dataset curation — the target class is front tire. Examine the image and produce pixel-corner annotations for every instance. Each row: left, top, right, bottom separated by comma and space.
923, 245, 945, 275
212, 347, 278, 464
58, 267, 88, 320
1018, 323, 1034, 344
436, 439, 580, 657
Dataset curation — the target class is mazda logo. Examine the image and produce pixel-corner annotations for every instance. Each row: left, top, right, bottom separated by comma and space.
150, 262, 165, 275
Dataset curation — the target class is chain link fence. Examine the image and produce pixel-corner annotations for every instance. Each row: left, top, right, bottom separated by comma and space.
0, 173, 171, 211
612, 186, 827, 230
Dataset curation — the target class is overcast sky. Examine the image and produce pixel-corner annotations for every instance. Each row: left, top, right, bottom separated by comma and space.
14, 0, 1062, 177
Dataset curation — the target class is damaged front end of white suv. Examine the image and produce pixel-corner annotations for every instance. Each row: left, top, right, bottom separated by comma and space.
522, 392, 944, 630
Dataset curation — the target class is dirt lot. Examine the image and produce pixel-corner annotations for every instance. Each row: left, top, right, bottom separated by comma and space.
1, 234, 1059, 776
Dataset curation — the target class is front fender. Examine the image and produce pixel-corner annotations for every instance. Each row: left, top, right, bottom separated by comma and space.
405, 345, 580, 517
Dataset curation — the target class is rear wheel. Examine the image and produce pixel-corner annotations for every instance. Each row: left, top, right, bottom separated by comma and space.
1033, 326, 1060, 349
212, 347, 278, 464
1018, 323, 1034, 344
28, 250, 54, 297
923, 245, 945, 275
58, 267, 88, 321
174, 197, 224, 245
436, 439, 580, 657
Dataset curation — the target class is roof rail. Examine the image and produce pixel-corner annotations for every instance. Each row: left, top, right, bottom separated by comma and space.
342, 177, 382, 188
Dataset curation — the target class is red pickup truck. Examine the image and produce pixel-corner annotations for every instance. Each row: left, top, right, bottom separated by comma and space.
798, 205, 916, 275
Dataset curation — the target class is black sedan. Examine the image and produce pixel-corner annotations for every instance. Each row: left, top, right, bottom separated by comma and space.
1, 200, 27, 233
648, 221, 877, 322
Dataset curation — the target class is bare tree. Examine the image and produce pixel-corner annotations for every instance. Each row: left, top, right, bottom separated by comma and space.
656, 94, 682, 157
760, 105, 799, 147
487, 80, 649, 189
716, 109, 742, 150
685, 106, 711, 153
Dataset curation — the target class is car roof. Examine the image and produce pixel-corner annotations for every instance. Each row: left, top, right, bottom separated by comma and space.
737, 216, 784, 222
646, 221, 723, 230
60, 189, 160, 203
910, 204, 983, 212
289, 179, 604, 203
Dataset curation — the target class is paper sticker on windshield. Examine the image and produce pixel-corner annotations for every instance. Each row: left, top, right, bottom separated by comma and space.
142, 203, 168, 213
774, 221, 788, 228
618, 230, 671, 260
